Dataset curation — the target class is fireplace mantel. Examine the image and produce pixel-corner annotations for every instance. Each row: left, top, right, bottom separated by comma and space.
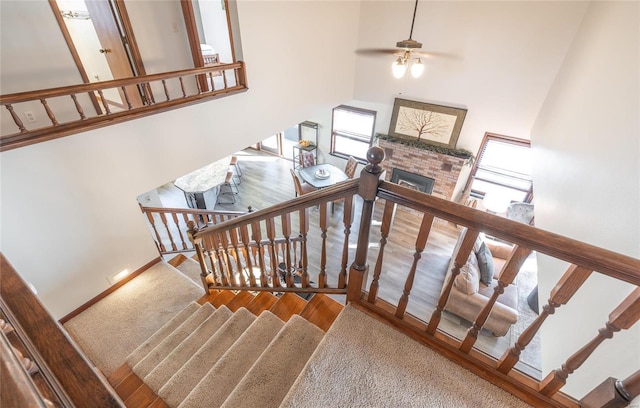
378, 138, 466, 201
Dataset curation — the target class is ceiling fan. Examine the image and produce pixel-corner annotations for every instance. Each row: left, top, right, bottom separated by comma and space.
356, 0, 441, 78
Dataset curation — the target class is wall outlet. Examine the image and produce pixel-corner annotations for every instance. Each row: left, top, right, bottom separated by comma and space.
23, 111, 37, 123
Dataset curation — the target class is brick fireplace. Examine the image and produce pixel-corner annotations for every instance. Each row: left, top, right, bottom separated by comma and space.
378, 138, 467, 201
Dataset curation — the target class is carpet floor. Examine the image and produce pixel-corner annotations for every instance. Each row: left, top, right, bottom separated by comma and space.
281, 304, 532, 408
63, 262, 203, 376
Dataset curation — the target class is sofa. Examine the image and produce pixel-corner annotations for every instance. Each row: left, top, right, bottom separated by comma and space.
441, 228, 519, 337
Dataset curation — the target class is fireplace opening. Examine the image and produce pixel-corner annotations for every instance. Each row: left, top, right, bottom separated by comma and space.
390, 168, 435, 194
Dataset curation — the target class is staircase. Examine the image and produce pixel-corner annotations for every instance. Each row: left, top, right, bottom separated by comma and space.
106, 282, 535, 408
107, 287, 343, 408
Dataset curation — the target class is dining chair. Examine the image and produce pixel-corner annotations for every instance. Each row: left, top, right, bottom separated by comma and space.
344, 156, 358, 179
290, 169, 317, 197
300, 151, 315, 168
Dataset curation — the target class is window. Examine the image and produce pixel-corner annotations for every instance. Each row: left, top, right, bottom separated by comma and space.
330, 105, 376, 161
467, 133, 533, 210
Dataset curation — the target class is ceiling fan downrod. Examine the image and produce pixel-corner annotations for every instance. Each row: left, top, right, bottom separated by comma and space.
409, 0, 418, 40
396, 0, 422, 49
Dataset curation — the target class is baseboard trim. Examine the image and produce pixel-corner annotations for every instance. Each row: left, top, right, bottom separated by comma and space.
59, 257, 162, 324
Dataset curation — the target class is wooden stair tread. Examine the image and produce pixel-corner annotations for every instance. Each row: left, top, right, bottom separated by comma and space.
124, 383, 157, 407
197, 290, 220, 305
299, 294, 344, 332
107, 363, 132, 388
209, 290, 236, 308
114, 371, 143, 402
245, 292, 279, 315
167, 254, 188, 268
268, 293, 308, 322
225, 291, 255, 311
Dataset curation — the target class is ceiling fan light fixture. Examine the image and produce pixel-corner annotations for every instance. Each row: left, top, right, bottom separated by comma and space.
411, 58, 425, 78
392, 57, 407, 79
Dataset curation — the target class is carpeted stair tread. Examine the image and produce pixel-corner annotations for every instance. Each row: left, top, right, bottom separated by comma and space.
220, 314, 325, 408
280, 304, 533, 408
133, 303, 215, 378
178, 311, 285, 408
64, 262, 202, 376
159, 308, 257, 407
126, 302, 200, 367
144, 306, 233, 391
174, 257, 203, 285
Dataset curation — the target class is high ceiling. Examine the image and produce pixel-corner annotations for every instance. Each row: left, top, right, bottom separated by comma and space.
352, 1, 589, 154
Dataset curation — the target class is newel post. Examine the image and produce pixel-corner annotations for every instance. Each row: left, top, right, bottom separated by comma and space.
347, 146, 385, 302
187, 220, 210, 293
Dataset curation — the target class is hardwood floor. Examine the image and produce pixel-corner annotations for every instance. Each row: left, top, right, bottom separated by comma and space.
155, 148, 541, 378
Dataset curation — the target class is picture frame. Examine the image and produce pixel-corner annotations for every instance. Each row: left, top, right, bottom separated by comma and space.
388, 98, 467, 149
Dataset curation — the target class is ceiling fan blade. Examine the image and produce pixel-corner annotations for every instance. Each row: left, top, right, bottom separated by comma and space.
412, 51, 459, 60
355, 48, 401, 56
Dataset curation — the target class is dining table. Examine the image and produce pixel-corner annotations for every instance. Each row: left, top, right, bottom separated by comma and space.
298, 163, 349, 189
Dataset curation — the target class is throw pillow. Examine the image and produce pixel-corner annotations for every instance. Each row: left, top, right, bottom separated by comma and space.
476, 242, 494, 285
454, 264, 479, 295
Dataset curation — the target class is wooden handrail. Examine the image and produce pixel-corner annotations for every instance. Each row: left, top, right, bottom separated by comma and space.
0, 63, 245, 104
376, 182, 640, 285
0, 253, 122, 406
0, 62, 248, 152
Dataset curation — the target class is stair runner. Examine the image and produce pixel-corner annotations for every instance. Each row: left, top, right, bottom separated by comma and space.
112, 294, 533, 408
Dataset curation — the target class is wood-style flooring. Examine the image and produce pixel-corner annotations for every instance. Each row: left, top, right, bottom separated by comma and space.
155, 148, 541, 378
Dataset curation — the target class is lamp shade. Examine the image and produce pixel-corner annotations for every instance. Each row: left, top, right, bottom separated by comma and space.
392, 58, 407, 78
410, 58, 425, 78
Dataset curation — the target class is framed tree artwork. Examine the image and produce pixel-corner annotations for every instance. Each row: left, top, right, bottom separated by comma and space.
388, 98, 467, 148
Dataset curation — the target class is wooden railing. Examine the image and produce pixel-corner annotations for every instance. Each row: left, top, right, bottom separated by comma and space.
189, 147, 640, 407
140, 205, 247, 255
0, 253, 123, 407
0, 62, 248, 152
189, 180, 360, 294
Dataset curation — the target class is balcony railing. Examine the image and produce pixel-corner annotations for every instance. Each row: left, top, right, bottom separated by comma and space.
0, 62, 247, 152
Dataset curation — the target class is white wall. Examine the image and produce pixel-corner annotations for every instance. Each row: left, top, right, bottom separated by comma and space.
531, 1, 639, 399
0, 0, 360, 318
351, 1, 587, 200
